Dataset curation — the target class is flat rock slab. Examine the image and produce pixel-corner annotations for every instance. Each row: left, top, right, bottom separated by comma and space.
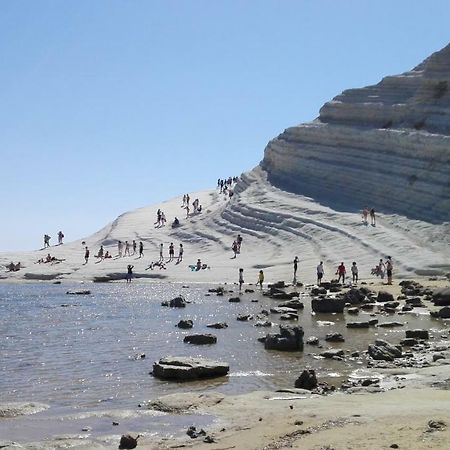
183, 334, 217, 345
146, 392, 225, 413
152, 356, 229, 380
0, 402, 49, 418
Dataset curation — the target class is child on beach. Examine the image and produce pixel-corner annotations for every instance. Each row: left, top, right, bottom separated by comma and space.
257, 270, 264, 289
239, 268, 244, 291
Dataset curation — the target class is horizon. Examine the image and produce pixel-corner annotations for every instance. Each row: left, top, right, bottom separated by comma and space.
1, 0, 450, 251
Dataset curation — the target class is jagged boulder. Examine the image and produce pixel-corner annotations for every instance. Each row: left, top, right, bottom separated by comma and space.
264, 325, 304, 351
431, 306, 450, 318
294, 369, 318, 390
279, 299, 304, 309
177, 320, 193, 329
325, 332, 345, 342
368, 339, 402, 361
164, 296, 186, 307
152, 356, 229, 380
311, 297, 345, 313
347, 321, 370, 328
376, 291, 394, 303
432, 287, 450, 306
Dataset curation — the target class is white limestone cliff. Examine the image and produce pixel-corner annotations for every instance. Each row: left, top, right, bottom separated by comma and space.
261, 43, 450, 223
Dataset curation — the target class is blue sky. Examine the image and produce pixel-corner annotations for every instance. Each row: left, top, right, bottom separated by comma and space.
1, 0, 449, 251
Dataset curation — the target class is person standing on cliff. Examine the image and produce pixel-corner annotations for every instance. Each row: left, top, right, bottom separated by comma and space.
139, 241, 144, 258
317, 262, 324, 285
57, 231, 64, 245
362, 207, 369, 225
84, 246, 90, 264
370, 208, 376, 226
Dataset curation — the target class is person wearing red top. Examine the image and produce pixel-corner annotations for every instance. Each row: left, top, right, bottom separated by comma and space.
336, 262, 346, 284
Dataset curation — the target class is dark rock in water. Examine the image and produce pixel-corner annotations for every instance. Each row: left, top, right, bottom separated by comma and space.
400, 338, 418, 346
347, 307, 360, 315
343, 288, 367, 304
229, 297, 241, 303
311, 297, 345, 313
177, 319, 193, 329
402, 305, 414, 312
368, 339, 402, 361
184, 334, 217, 345
368, 319, 379, 326
186, 426, 207, 439
167, 296, 186, 307
377, 291, 394, 303
406, 329, 429, 339
268, 281, 285, 289
295, 369, 318, 390
430, 306, 450, 318
377, 322, 404, 328
279, 299, 304, 309
119, 434, 139, 449
320, 349, 344, 359
405, 297, 425, 307
152, 356, 229, 380
66, 290, 91, 295
236, 314, 253, 321
245, 288, 254, 293
206, 322, 228, 329
325, 332, 345, 342
361, 303, 375, 310
271, 291, 299, 300
329, 285, 342, 293
264, 325, 304, 351
306, 336, 319, 345
347, 321, 370, 329
432, 287, 450, 306
53, 281, 62, 285
311, 287, 327, 296
383, 301, 400, 309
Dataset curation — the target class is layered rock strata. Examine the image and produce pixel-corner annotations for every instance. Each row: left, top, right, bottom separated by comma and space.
261, 44, 450, 222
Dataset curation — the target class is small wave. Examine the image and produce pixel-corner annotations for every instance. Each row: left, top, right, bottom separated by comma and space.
229, 370, 272, 377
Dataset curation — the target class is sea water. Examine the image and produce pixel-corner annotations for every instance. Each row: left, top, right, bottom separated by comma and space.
0, 282, 447, 444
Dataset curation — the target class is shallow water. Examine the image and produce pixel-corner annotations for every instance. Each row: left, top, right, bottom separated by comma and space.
0, 282, 447, 443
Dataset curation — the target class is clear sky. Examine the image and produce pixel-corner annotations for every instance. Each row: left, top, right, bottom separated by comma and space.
1, 0, 449, 251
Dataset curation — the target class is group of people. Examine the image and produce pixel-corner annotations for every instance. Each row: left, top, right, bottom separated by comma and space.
312, 257, 393, 286
181, 194, 202, 218
362, 207, 376, 226
43, 231, 64, 248
371, 256, 394, 285
217, 177, 238, 193
231, 234, 243, 258
155, 209, 167, 228
36, 254, 65, 264
116, 240, 144, 259
237, 268, 264, 291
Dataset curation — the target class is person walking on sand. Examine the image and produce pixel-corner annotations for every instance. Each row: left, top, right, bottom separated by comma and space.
124, 241, 131, 257
84, 247, 90, 264
139, 241, 144, 258
378, 258, 386, 280
168, 242, 174, 262
351, 261, 358, 284
239, 268, 244, 291
44, 234, 51, 248
57, 231, 64, 245
232, 240, 238, 259
177, 243, 184, 262
237, 234, 243, 253
370, 208, 376, 226
293, 256, 299, 281
118, 240, 123, 258
336, 262, 346, 284
257, 270, 264, 289
132, 240, 137, 255
362, 207, 369, 225
386, 256, 393, 285
159, 243, 164, 262
316, 261, 324, 285
126, 264, 134, 283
